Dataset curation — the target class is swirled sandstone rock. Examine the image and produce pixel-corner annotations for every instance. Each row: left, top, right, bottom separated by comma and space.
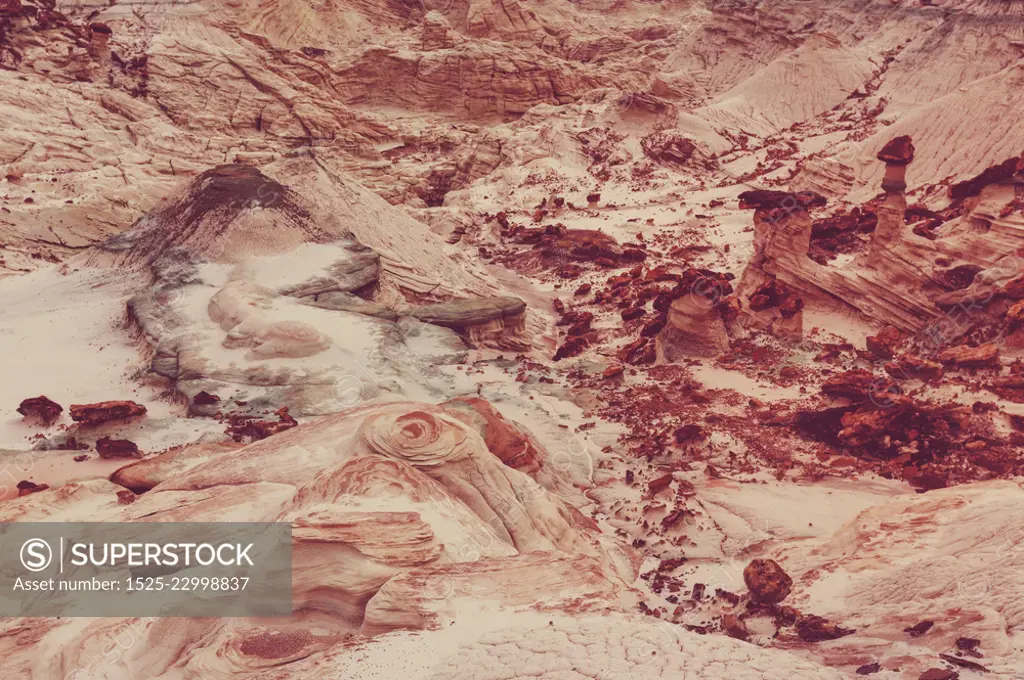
0, 399, 643, 679
355, 403, 633, 580
360, 408, 478, 468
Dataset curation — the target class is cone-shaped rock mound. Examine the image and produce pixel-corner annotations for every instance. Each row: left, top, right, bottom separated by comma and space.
89, 164, 350, 267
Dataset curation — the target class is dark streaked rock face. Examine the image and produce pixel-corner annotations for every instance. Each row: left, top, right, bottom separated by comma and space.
948, 155, 1022, 201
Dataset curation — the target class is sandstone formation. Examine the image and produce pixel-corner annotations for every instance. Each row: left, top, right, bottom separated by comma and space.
738, 142, 1024, 337
3, 1, 1024, 678
409, 297, 530, 350
658, 294, 730, 359
0, 400, 650, 678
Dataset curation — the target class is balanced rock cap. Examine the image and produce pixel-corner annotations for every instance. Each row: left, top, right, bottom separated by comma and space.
877, 135, 915, 166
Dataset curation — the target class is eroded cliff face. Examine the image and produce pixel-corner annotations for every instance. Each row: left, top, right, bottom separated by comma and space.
3, 0, 1024, 678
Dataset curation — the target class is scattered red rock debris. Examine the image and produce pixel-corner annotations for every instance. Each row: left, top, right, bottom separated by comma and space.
223, 407, 298, 442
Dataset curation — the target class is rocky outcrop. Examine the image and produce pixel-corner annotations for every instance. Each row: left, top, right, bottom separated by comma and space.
738, 140, 1024, 335
640, 131, 716, 171
98, 159, 539, 416
410, 297, 529, 350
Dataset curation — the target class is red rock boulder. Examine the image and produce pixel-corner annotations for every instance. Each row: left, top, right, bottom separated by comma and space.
16, 396, 63, 425
95, 438, 142, 459
743, 558, 793, 604
70, 401, 147, 426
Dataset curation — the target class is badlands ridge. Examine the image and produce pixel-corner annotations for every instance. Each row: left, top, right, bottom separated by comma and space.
2, 0, 1024, 678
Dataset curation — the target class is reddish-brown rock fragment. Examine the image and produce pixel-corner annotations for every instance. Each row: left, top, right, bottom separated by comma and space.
904, 620, 933, 637
17, 480, 49, 496
193, 391, 221, 405
95, 437, 142, 459
822, 369, 897, 402
16, 396, 63, 425
554, 336, 590, 361
621, 307, 646, 321
938, 344, 999, 368
648, 473, 674, 494
919, 669, 958, 680
618, 337, 657, 365
602, 365, 624, 379
225, 407, 298, 442
886, 355, 944, 381
721, 613, 748, 641
866, 327, 906, 359
743, 559, 793, 604
70, 401, 147, 426
795, 614, 855, 642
